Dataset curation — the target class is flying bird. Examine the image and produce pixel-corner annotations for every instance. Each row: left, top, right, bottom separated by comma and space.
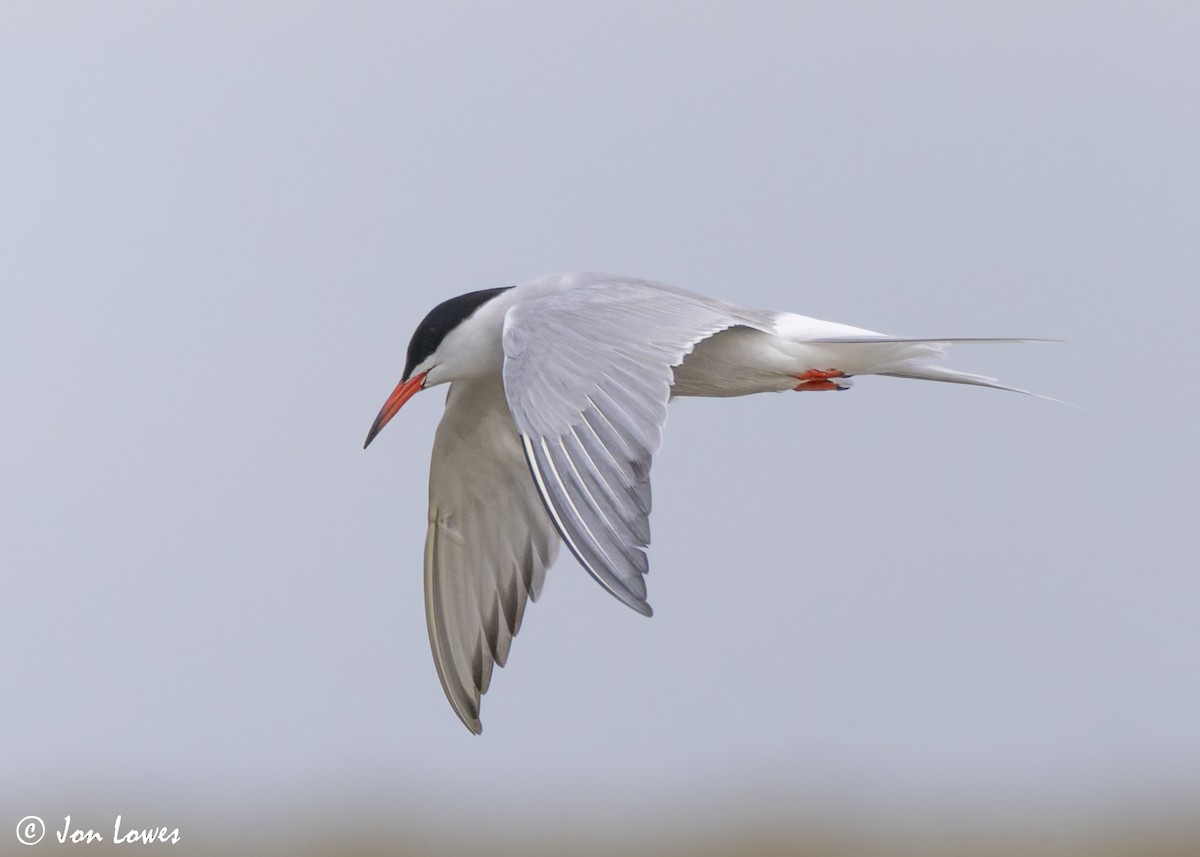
364, 272, 1041, 733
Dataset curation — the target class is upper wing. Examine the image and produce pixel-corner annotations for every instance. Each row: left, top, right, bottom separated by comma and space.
425, 376, 559, 734
501, 277, 769, 615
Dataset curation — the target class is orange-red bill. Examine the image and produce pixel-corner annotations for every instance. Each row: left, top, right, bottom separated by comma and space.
363, 371, 427, 448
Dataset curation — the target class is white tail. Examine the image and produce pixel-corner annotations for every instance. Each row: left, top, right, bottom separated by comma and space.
808, 336, 1063, 403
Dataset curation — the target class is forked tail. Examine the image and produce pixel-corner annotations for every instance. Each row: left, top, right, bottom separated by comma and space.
809, 336, 1062, 402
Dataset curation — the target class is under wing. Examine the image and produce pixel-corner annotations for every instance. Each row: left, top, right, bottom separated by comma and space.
501, 277, 770, 616
425, 376, 559, 733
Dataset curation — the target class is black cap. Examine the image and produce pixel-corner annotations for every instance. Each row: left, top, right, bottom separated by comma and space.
402, 286, 513, 380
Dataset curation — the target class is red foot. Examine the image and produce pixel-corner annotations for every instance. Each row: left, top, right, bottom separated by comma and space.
793, 369, 847, 392
794, 380, 842, 391
795, 369, 846, 381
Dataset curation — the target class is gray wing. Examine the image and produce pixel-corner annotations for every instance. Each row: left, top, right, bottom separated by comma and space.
425, 376, 559, 734
501, 277, 769, 615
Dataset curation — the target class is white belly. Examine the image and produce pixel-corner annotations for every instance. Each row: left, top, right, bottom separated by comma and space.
670, 327, 799, 397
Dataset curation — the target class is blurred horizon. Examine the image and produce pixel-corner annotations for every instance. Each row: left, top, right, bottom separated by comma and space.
7, 782, 1200, 857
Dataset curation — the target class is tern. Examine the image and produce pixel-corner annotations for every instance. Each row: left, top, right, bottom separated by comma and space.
364, 272, 1042, 733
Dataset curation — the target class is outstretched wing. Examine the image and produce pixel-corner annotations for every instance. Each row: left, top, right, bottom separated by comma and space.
425, 376, 559, 733
501, 277, 769, 615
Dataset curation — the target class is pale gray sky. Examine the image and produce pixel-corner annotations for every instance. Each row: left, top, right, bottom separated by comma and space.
3, 0, 1198, 845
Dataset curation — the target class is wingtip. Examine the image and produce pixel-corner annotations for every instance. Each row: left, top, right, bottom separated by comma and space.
607, 584, 654, 617
452, 706, 483, 735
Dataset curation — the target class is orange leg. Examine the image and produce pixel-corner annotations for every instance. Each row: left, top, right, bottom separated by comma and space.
793, 369, 848, 392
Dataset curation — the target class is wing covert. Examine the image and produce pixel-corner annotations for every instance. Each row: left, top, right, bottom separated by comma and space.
501, 277, 768, 615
